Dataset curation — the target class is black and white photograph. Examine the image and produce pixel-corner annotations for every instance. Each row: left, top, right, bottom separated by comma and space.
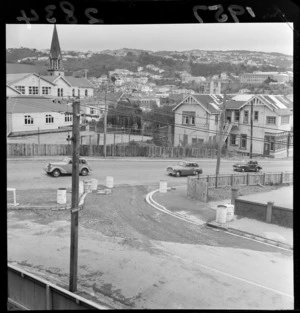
6, 9, 294, 310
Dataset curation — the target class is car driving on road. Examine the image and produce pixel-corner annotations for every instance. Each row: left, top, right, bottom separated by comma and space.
44, 157, 92, 177
233, 160, 262, 172
167, 161, 203, 177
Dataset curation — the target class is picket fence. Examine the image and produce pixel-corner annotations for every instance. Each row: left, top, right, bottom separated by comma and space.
7, 143, 222, 158
189, 171, 293, 190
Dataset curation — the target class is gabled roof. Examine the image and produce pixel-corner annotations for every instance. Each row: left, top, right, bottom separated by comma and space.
7, 96, 72, 114
49, 25, 62, 59
237, 94, 293, 112
63, 77, 95, 88
173, 94, 223, 114
41, 75, 72, 86
6, 84, 21, 94
224, 100, 246, 109
7, 73, 56, 86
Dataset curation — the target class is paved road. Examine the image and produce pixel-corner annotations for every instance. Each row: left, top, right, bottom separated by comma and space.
7, 158, 293, 190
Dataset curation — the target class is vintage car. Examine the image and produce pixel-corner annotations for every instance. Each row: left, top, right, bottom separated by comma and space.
233, 160, 262, 172
44, 157, 92, 177
167, 161, 203, 177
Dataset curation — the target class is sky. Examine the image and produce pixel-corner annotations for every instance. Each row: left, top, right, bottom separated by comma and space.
6, 23, 293, 55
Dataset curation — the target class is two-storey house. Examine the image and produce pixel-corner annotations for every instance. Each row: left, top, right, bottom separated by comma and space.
225, 94, 293, 157
172, 94, 223, 147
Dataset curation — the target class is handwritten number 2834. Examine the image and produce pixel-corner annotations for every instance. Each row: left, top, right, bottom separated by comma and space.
17, 1, 103, 24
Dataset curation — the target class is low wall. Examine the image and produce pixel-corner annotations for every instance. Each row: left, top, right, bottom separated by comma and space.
234, 199, 292, 228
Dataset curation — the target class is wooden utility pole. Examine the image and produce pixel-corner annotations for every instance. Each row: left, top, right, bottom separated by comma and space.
250, 100, 253, 159
103, 86, 107, 157
69, 100, 80, 292
287, 131, 290, 157
215, 93, 226, 176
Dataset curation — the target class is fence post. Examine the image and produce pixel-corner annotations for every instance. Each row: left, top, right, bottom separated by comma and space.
215, 175, 218, 188
231, 187, 239, 205
266, 201, 274, 223
247, 173, 249, 186
281, 172, 284, 184
231, 174, 233, 186
263, 172, 266, 185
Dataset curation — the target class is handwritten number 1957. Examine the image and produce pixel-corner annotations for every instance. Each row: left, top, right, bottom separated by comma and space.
17, 1, 103, 24
193, 4, 255, 23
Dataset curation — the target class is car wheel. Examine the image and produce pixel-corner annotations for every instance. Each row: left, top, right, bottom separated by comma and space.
81, 168, 88, 176
52, 169, 61, 177
175, 171, 181, 177
241, 168, 245, 172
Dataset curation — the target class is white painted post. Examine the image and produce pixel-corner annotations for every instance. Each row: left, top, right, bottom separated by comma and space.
7, 188, 19, 206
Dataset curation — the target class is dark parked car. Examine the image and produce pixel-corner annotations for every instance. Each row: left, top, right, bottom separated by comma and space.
167, 161, 203, 177
44, 157, 92, 177
233, 160, 262, 172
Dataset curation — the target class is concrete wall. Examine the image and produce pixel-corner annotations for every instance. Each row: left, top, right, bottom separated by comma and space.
234, 199, 292, 228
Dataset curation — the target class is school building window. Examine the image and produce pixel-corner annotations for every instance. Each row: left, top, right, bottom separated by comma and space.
29, 86, 39, 95
42, 87, 51, 95
15, 86, 25, 94
266, 116, 276, 125
65, 113, 72, 122
215, 115, 219, 125
240, 134, 247, 149
24, 115, 34, 125
85, 89, 88, 97
90, 108, 96, 115
281, 115, 290, 125
57, 88, 63, 97
72, 89, 75, 97
254, 111, 259, 121
46, 114, 54, 124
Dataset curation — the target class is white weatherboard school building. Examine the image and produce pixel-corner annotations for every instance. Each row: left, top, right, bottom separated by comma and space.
6, 96, 73, 135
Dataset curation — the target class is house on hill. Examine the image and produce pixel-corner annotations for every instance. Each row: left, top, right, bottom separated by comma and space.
172, 93, 293, 157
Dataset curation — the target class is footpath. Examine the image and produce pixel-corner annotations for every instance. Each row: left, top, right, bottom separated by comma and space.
150, 185, 293, 250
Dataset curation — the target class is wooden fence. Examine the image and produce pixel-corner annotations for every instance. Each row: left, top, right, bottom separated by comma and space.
194, 171, 293, 188
7, 143, 222, 158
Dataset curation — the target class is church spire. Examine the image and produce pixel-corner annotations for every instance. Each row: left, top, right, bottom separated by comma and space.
48, 25, 64, 76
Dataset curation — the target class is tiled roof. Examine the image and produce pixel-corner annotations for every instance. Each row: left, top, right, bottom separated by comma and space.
7, 96, 72, 114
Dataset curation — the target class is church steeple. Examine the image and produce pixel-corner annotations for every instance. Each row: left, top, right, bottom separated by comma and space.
48, 25, 64, 76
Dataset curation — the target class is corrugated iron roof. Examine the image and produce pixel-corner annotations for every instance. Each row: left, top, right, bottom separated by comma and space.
64, 77, 94, 88
7, 96, 72, 114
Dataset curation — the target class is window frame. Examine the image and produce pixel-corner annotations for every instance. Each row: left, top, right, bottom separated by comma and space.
24, 115, 34, 125
45, 114, 54, 124
15, 86, 25, 94
230, 134, 237, 146
254, 111, 259, 121
243, 110, 249, 124
29, 86, 39, 95
281, 115, 290, 125
240, 134, 247, 149
266, 116, 276, 125
234, 110, 240, 123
